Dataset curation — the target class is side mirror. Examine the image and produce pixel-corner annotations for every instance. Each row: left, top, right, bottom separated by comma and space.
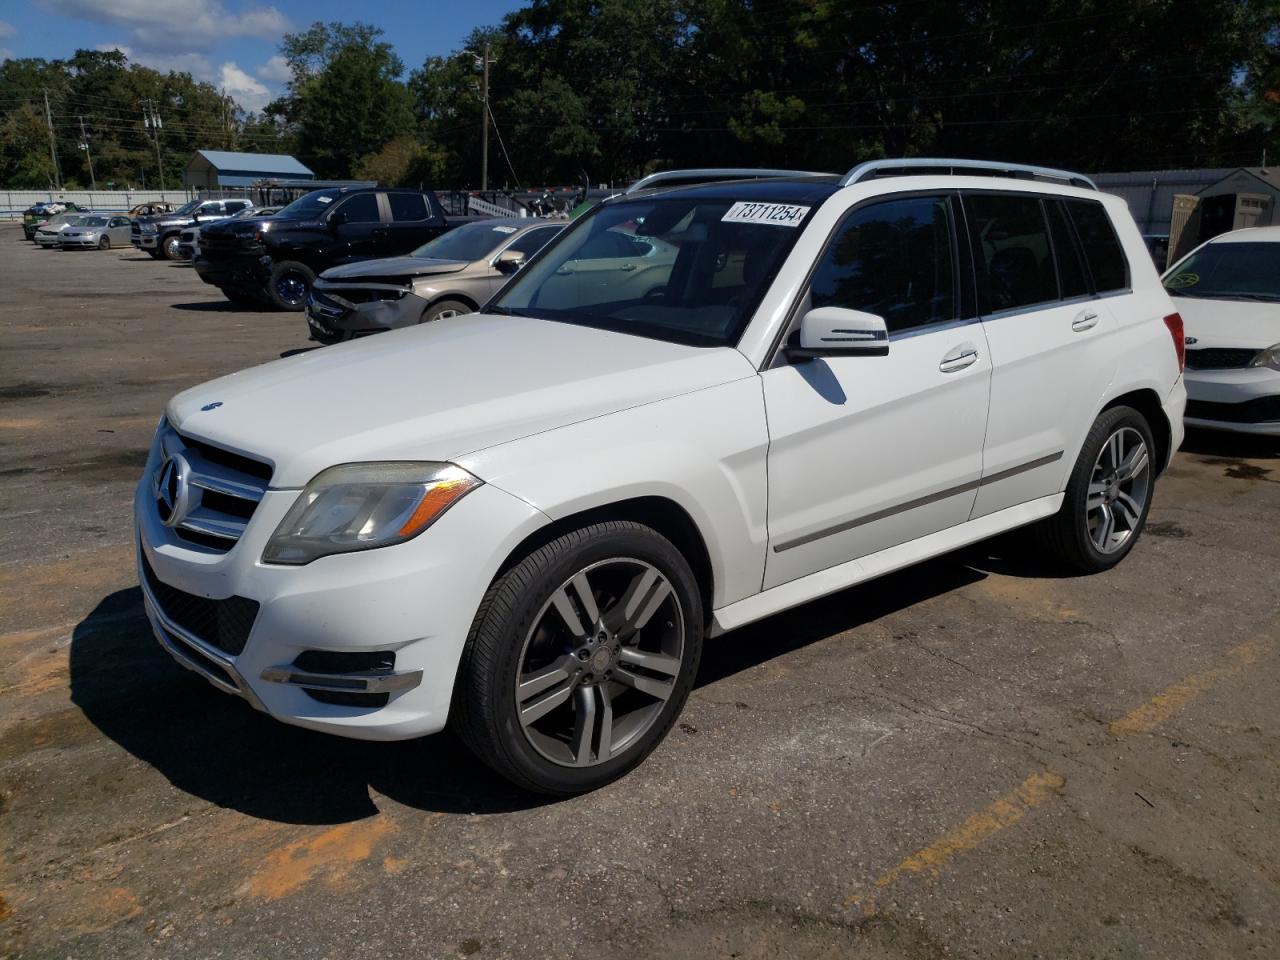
329, 211, 348, 230
494, 249, 526, 275
786, 306, 889, 361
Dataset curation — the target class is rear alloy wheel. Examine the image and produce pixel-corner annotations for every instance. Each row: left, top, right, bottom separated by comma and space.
161, 233, 181, 260
1036, 405, 1156, 572
421, 299, 471, 323
454, 521, 703, 795
98, 235, 110, 250
268, 261, 316, 312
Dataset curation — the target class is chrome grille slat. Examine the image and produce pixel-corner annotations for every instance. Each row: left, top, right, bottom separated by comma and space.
177, 508, 247, 541
182, 448, 266, 502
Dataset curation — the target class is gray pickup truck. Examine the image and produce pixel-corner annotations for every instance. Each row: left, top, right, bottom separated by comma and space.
131, 198, 255, 260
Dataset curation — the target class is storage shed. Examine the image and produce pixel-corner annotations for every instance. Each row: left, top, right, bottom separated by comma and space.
183, 151, 315, 189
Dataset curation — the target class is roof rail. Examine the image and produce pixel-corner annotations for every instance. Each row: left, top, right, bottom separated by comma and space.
625, 168, 830, 195
841, 158, 1097, 190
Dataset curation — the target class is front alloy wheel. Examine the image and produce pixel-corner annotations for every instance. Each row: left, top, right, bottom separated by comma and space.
454, 520, 703, 794
516, 559, 685, 768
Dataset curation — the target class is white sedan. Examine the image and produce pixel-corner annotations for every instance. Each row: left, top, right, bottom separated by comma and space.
1164, 226, 1280, 434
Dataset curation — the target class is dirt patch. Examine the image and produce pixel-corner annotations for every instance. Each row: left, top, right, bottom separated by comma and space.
1146, 520, 1191, 538
0, 383, 52, 401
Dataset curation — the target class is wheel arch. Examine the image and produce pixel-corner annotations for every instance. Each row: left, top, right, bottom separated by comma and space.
492, 496, 715, 626
425, 292, 480, 314
1101, 387, 1172, 475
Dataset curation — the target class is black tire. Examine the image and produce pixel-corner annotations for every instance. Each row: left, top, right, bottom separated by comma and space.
268, 260, 316, 312
98, 236, 110, 250
160, 233, 182, 261
421, 299, 472, 323
1035, 405, 1156, 573
453, 521, 704, 795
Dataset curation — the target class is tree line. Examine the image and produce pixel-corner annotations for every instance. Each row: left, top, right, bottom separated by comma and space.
3, 0, 1277, 191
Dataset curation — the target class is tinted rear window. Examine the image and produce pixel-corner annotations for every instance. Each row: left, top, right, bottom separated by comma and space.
965, 194, 1058, 312
1047, 200, 1089, 299
1066, 200, 1128, 293
389, 193, 429, 221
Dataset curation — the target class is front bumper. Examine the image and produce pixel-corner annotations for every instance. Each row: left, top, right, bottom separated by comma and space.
60, 237, 100, 249
305, 283, 425, 342
136, 234, 159, 250
133, 449, 547, 741
1185, 365, 1280, 435
34, 235, 62, 247
193, 252, 268, 290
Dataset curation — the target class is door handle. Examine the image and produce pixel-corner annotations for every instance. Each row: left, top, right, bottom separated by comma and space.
1071, 310, 1100, 332
618, 264, 636, 272
939, 343, 979, 373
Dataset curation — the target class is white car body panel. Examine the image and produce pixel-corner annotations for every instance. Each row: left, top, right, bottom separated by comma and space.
137, 170, 1187, 742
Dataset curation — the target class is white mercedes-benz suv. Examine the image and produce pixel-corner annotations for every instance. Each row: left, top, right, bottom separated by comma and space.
136, 160, 1186, 794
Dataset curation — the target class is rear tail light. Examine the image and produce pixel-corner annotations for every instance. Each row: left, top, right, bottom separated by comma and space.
1162, 312, 1185, 372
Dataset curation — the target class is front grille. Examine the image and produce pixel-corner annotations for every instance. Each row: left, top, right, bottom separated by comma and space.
1186, 348, 1258, 370
140, 552, 259, 656
151, 425, 273, 552
1186, 395, 1280, 423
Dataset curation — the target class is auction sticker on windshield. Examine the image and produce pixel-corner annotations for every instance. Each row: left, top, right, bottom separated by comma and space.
722, 202, 810, 227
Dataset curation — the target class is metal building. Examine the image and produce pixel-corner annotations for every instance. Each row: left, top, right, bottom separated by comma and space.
183, 151, 315, 190
1093, 167, 1280, 269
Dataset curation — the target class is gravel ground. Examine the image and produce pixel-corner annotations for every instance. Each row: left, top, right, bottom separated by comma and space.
1, 224, 1278, 959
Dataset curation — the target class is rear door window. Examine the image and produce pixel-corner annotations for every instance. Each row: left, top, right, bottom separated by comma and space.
808, 194, 957, 333
1047, 201, 1090, 299
1065, 200, 1129, 293
389, 193, 429, 221
964, 194, 1058, 313
337, 193, 381, 223
505, 226, 561, 257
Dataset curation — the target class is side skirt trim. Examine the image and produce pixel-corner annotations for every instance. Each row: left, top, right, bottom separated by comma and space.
713, 493, 1064, 636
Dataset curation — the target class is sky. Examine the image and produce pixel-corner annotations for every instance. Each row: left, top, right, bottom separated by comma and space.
0, 0, 527, 112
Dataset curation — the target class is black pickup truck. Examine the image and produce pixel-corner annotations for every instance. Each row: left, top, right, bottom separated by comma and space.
194, 186, 482, 310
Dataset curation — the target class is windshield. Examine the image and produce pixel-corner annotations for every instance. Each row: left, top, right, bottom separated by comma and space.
275, 190, 344, 220
172, 199, 201, 216
1165, 241, 1280, 301
413, 222, 522, 261
489, 196, 815, 346
45, 214, 74, 227
79, 216, 107, 227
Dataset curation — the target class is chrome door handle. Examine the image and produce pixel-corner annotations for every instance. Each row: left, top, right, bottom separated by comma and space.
618, 264, 636, 272
1072, 311, 1100, 332
939, 348, 979, 373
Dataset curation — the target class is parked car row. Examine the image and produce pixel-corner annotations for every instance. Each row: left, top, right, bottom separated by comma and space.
31, 211, 132, 249
136, 160, 1207, 796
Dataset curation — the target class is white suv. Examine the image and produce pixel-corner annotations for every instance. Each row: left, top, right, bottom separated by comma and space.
135, 159, 1187, 794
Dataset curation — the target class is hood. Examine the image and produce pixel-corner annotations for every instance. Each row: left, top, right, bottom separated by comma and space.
167, 313, 755, 488
203, 215, 281, 236
320, 257, 467, 282
1176, 296, 1280, 350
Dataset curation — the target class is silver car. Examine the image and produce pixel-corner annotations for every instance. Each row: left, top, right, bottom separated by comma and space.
34, 212, 89, 248
59, 214, 133, 250
305, 218, 563, 343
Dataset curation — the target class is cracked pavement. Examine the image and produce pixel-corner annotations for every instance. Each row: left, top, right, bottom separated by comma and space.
2, 225, 1279, 958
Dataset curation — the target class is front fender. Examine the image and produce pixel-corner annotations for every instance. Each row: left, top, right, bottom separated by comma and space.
455, 376, 770, 609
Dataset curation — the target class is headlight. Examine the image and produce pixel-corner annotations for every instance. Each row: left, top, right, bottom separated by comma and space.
1249, 343, 1280, 371
141, 223, 157, 233
263, 462, 481, 565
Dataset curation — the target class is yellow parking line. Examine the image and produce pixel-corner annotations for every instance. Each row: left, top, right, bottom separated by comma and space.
848, 626, 1276, 912
871, 769, 1065, 891
1107, 636, 1270, 737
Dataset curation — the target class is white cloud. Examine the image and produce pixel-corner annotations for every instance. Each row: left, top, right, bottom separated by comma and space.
256, 54, 291, 84
219, 61, 272, 113
42, 0, 288, 53
98, 43, 215, 79
0, 20, 16, 39
0, 48, 13, 63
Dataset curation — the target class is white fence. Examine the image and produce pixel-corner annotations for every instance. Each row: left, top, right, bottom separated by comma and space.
467, 195, 526, 218
2, 189, 193, 218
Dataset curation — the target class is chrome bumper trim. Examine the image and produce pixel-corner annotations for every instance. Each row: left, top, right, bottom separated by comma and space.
259, 665, 423, 695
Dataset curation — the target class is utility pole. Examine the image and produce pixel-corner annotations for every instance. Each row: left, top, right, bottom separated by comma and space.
43, 88, 62, 189
142, 99, 166, 190
480, 44, 491, 191
78, 116, 97, 191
